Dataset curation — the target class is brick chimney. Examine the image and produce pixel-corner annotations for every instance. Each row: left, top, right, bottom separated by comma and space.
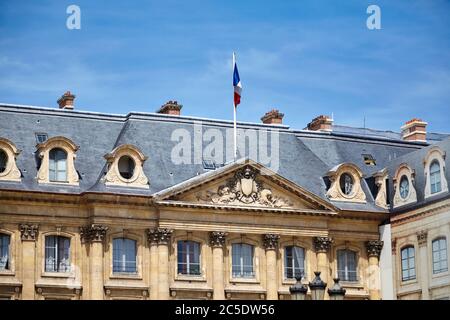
261, 109, 284, 124
157, 100, 182, 115
306, 115, 333, 132
401, 118, 427, 142
57, 91, 75, 109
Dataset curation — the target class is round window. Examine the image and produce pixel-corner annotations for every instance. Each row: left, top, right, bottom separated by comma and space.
118, 156, 135, 180
399, 175, 409, 199
339, 173, 354, 195
0, 149, 7, 174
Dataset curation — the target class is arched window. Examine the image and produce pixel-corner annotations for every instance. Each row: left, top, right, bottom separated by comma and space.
118, 155, 135, 180
113, 238, 137, 273
0, 149, 7, 174
0, 234, 11, 271
339, 173, 354, 195
399, 175, 410, 199
45, 235, 70, 272
232, 243, 254, 278
337, 249, 357, 281
430, 161, 442, 194
401, 246, 416, 281
432, 238, 448, 274
177, 240, 200, 275
284, 246, 305, 279
49, 148, 67, 182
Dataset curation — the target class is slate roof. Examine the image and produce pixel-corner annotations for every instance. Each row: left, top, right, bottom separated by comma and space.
0, 103, 448, 214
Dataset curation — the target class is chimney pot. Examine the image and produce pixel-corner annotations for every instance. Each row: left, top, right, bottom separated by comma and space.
401, 118, 427, 142
157, 100, 182, 115
57, 91, 75, 109
306, 115, 333, 132
261, 109, 284, 124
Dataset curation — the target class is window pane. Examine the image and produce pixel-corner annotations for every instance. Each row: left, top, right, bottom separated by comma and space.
113, 238, 136, 273
0, 234, 10, 270
177, 241, 200, 275
49, 148, 67, 182
232, 243, 254, 278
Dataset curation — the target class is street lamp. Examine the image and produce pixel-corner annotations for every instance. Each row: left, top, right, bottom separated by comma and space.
289, 275, 308, 300
327, 278, 346, 300
308, 271, 327, 300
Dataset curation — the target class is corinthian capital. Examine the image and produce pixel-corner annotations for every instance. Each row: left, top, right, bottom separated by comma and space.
79, 224, 108, 243
366, 240, 384, 258
147, 228, 173, 245
263, 234, 280, 250
313, 237, 333, 253
209, 231, 227, 248
19, 224, 39, 241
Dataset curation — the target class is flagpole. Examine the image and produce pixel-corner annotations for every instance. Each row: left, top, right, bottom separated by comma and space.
233, 52, 237, 161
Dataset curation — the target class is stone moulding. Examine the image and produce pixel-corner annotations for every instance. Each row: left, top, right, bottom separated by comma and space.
196, 166, 293, 208
325, 163, 366, 203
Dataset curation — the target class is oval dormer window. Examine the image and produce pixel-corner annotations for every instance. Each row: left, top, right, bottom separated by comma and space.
399, 175, 409, 199
340, 173, 354, 195
0, 149, 7, 174
118, 155, 135, 180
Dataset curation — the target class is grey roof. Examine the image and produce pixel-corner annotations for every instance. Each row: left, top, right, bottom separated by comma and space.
0, 103, 448, 214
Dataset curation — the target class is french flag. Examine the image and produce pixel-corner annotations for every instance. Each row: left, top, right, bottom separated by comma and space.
233, 53, 242, 107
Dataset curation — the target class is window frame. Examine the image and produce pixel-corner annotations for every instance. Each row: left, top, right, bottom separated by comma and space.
49, 148, 68, 182
432, 237, 448, 275
284, 245, 306, 280
400, 246, 416, 282
0, 233, 11, 272
112, 237, 138, 274
177, 240, 201, 276
231, 243, 255, 279
44, 235, 71, 273
429, 160, 442, 195
336, 249, 359, 282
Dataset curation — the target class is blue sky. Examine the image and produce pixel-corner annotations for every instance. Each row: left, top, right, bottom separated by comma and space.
1, 0, 449, 133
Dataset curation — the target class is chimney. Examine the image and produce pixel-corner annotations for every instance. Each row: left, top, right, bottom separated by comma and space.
401, 118, 427, 142
57, 91, 75, 109
157, 100, 182, 115
306, 115, 333, 132
261, 109, 284, 124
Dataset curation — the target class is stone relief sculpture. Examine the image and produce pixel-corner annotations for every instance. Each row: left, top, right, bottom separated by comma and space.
196, 166, 293, 208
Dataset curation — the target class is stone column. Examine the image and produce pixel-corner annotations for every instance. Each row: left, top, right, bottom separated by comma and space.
391, 238, 398, 299
210, 232, 227, 300
313, 237, 333, 299
263, 234, 280, 300
417, 231, 429, 300
154, 228, 173, 300
19, 224, 39, 300
147, 229, 160, 300
366, 240, 384, 300
81, 224, 108, 300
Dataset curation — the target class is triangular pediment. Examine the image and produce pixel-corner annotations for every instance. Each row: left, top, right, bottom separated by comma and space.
154, 159, 337, 212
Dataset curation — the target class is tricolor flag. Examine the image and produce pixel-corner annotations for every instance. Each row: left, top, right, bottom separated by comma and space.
233, 53, 242, 107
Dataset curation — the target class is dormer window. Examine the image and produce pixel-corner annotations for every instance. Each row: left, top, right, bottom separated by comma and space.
393, 164, 417, 208
49, 148, 67, 182
36, 136, 79, 186
325, 163, 366, 203
0, 137, 21, 182
424, 146, 448, 198
104, 144, 149, 189
118, 155, 135, 180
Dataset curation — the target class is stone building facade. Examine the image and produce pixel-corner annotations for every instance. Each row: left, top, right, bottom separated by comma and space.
0, 95, 449, 300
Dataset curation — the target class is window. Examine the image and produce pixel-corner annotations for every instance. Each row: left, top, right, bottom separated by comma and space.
45, 236, 70, 273
177, 241, 201, 275
232, 243, 254, 278
339, 173, 354, 195
49, 148, 67, 182
432, 238, 448, 274
399, 175, 409, 199
362, 154, 376, 166
0, 234, 10, 271
430, 161, 442, 194
337, 249, 357, 281
35, 133, 48, 144
118, 156, 135, 179
401, 246, 416, 281
0, 149, 7, 174
202, 159, 216, 170
113, 238, 137, 273
284, 246, 305, 279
